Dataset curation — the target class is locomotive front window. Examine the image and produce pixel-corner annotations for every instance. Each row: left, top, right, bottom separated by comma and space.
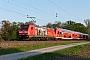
72, 34, 74, 36
20, 25, 29, 29
60, 32, 62, 34
31, 27, 33, 30
58, 31, 59, 34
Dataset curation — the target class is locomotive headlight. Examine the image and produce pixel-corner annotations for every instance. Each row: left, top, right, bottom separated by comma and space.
19, 33, 21, 35
24, 31, 28, 33
19, 31, 22, 33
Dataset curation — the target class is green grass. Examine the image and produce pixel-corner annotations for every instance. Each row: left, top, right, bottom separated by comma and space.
0, 42, 78, 55
19, 44, 87, 60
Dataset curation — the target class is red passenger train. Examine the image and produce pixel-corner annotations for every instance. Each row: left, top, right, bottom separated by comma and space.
18, 24, 88, 40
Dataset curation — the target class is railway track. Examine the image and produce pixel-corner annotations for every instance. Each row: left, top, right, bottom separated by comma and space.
18, 36, 88, 41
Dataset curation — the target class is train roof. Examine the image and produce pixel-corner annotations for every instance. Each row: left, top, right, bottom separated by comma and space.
57, 28, 88, 35
57, 28, 74, 33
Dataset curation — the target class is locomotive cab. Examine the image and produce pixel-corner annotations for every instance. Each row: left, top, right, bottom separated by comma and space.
18, 24, 35, 39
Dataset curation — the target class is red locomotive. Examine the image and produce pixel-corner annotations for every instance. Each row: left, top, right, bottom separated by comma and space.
18, 24, 88, 40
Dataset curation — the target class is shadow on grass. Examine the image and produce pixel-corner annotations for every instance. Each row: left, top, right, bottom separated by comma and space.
19, 52, 90, 60
51, 53, 90, 60
0, 48, 23, 56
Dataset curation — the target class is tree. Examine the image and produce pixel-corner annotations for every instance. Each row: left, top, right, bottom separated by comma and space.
46, 21, 61, 28
61, 20, 76, 30
11, 21, 19, 40
46, 23, 52, 28
25, 21, 35, 25
61, 20, 88, 33
17, 22, 24, 27
1, 20, 19, 41
84, 19, 90, 39
74, 23, 88, 33
1, 20, 11, 40
53, 21, 61, 28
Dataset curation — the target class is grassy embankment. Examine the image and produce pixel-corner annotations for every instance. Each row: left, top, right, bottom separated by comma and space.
0, 41, 81, 55
19, 44, 87, 60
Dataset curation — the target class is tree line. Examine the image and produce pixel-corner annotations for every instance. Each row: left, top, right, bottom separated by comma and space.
0, 20, 88, 41
46, 20, 88, 33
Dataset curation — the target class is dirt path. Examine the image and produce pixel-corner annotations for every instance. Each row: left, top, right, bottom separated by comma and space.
0, 42, 89, 60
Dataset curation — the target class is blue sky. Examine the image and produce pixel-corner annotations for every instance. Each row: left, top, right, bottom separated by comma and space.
0, 0, 90, 26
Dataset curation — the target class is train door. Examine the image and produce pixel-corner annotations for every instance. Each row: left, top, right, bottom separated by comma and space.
37, 27, 47, 36
56, 31, 60, 37
63, 32, 67, 38
71, 32, 77, 39
29, 25, 35, 36
37, 28, 41, 36
55, 29, 62, 38
47, 29, 55, 36
35, 27, 38, 36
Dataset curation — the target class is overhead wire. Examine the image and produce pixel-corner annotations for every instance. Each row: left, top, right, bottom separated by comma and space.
2, 0, 36, 14
1, 0, 50, 23
13, 0, 57, 21
24, 0, 74, 21
0, 6, 26, 16
27, 0, 53, 14
48, 0, 82, 20
0, 2, 26, 16
3, 0, 53, 22
28, 0, 65, 21
14, 0, 52, 15
0, 1, 35, 17
0, 6, 49, 23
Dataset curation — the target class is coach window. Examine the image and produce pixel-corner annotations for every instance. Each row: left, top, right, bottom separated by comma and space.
64, 35, 66, 37
60, 32, 62, 34
31, 27, 33, 30
58, 31, 59, 34
69, 36, 71, 38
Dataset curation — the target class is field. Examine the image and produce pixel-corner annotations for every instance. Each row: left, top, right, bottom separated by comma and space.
0, 41, 86, 55
19, 43, 90, 60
